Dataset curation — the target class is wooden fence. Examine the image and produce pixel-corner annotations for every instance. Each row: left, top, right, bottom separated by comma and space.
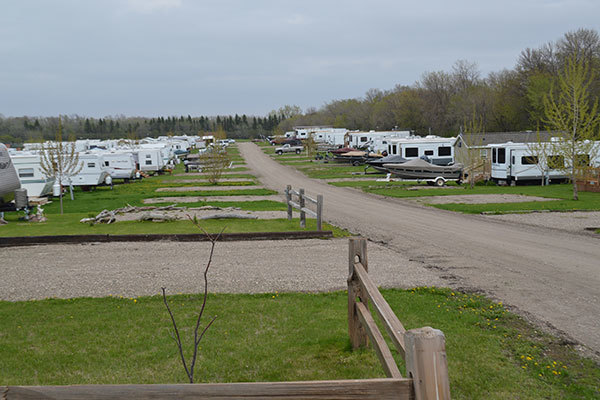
285, 185, 323, 231
1, 238, 450, 400
576, 167, 600, 192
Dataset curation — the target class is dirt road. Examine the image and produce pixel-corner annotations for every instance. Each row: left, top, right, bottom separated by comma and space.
240, 142, 600, 357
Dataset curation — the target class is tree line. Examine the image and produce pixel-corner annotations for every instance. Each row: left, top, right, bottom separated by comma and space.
0, 113, 286, 146
278, 28, 600, 137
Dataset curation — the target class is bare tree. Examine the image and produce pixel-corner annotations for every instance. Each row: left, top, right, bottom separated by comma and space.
162, 220, 224, 383
39, 117, 82, 214
199, 147, 231, 184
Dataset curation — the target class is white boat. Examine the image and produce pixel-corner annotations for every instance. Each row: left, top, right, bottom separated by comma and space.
9, 151, 55, 197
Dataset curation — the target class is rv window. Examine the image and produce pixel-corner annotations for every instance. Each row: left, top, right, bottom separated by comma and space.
438, 146, 451, 156
391, 145, 397, 155
492, 148, 496, 163
521, 156, 538, 165
360, 137, 368, 142
104, 161, 110, 167
424, 150, 434, 156
146, 154, 151, 158
145, 160, 152, 165
405, 147, 418, 157
87, 163, 95, 168
18, 168, 34, 178
497, 148, 506, 164
548, 155, 564, 167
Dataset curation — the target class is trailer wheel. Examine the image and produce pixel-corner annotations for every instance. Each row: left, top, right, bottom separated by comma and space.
352, 161, 360, 166
435, 178, 445, 187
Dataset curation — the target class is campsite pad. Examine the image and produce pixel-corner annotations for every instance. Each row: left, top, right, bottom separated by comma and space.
156, 185, 264, 192
169, 179, 255, 184
115, 208, 290, 222
414, 194, 559, 205
144, 195, 284, 204
485, 211, 600, 233
173, 171, 246, 176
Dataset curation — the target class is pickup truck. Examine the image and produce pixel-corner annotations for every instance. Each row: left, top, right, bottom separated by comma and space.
275, 144, 303, 155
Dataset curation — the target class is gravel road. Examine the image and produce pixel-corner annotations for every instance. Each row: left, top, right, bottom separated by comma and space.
239, 142, 600, 357
0, 239, 443, 301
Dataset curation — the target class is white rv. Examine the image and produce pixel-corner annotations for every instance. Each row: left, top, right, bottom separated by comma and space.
61, 153, 111, 188
489, 141, 600, 184
136, 148, 164, 172
96, 150, 136, 180
386, 136, 457, 165
348, 131, 412, 152
1, 143, 21, 208
9, 151, 55, 197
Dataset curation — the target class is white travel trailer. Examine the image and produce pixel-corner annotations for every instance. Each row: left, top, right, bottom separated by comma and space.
489, 141, 600, 184
60, 153, 111, 188
348, 131, 412, 152
96, 150, 136, 180
386, 136, 457, 165
136, 148, 164, 172
1, 143, 21, 208
9, 151, 55, 197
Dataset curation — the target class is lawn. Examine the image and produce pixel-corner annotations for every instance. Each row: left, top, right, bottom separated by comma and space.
1, 288, 597, 399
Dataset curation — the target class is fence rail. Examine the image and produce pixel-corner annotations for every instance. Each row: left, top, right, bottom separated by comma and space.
348, 238, 451, 399
3, 239, 450, 400
285, 185, 323, 230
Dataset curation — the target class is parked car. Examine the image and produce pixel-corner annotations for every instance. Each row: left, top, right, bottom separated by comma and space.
275, 144, 303, 155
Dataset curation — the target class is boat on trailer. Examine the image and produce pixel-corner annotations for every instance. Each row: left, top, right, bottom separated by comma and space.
384, 157, 464, 186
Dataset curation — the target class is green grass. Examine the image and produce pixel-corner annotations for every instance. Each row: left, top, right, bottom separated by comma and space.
1, 288, 597, 398
0, 215, 345, 237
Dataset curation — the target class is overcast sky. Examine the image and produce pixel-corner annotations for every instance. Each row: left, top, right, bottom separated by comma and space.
1, 0, 598, 118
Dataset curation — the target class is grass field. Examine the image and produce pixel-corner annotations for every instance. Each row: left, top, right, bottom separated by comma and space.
1, 288, 597, 399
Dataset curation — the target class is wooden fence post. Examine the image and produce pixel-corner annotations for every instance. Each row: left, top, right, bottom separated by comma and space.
348, 238, 368, 349
316, 194, 323, 231
286, 185, 292, 221
405, 327, 451, 400
299, 188, 306, 228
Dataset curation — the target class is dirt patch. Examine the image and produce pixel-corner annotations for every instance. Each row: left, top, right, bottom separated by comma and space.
156, 185, 263, 192
143, 195, 284, 204
413, 194, 558, 205
169, 179, 255, 184
114, 208, 290, 222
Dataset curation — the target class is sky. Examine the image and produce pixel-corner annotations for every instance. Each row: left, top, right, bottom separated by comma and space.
1, 0, 599, 118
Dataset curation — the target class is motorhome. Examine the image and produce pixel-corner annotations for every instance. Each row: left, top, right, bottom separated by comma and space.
489, 141, 600, 185
386, 136, 457, 165
60, 152, 111, 188
0, 143, 21, 208
9, 151, 55, 197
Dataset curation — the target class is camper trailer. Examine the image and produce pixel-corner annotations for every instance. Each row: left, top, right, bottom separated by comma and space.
9, 151, 55, 197
348, 131, 412, 152
60, 153, 111, 188
0, 143, 21, 208
136, 148, 164, 172
489, 141, 600, 184
386, 136, 457, 165
96, 150, 136, 180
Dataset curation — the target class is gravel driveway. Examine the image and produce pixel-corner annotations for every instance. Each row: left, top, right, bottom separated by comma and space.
0, 239, 444, 301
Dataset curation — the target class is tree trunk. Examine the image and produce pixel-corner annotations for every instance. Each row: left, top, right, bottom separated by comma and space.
572, 172, 579, 200
60, 184, 64, 214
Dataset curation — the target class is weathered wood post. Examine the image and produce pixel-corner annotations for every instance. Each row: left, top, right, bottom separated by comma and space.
405, 327, 451, 400
286, 185, 292, 221
316, 194, 323, 231
348, 238, 369, 348
299, 188, 306, 228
